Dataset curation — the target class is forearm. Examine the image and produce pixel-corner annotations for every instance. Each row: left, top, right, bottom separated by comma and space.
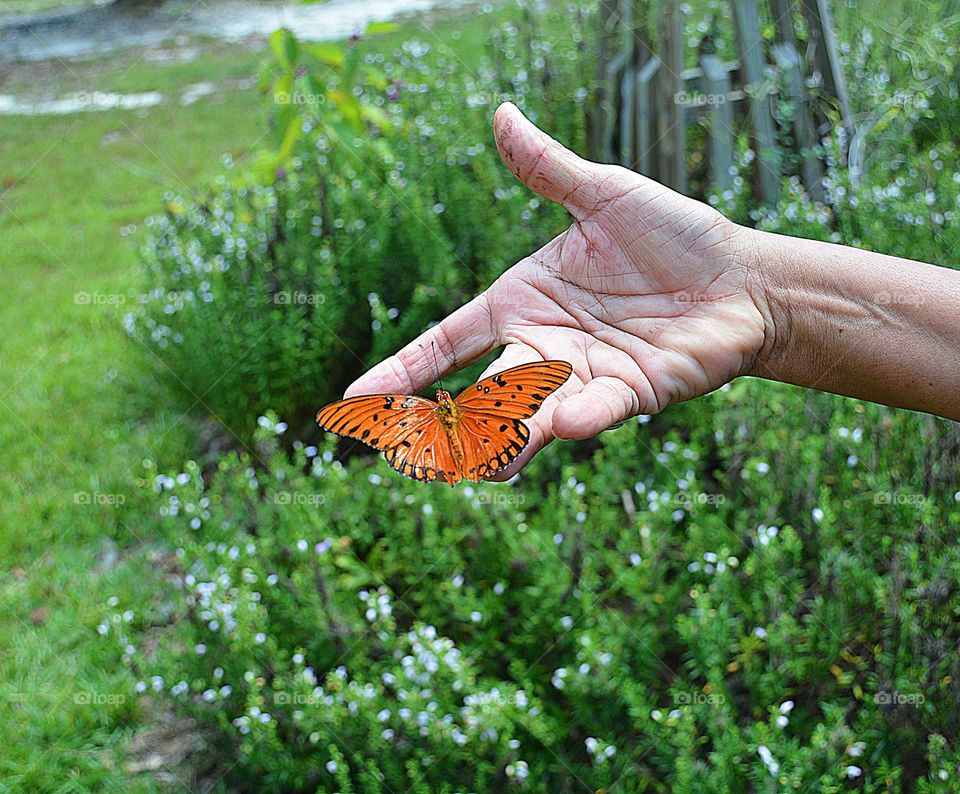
744, 227, 960, 421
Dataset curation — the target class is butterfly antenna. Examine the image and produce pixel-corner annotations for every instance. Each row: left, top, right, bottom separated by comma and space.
431, 340, 444, 391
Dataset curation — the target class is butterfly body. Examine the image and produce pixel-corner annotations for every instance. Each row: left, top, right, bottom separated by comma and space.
316, 361, 573, 486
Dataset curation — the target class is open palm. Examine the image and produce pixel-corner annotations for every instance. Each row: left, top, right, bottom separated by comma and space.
346, 102, 767, 477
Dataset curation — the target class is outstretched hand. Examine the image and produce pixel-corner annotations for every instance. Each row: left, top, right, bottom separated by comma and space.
345, 102, 769, 478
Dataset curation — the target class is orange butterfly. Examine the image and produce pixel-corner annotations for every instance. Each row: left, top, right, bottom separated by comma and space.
316, 361, 573, 486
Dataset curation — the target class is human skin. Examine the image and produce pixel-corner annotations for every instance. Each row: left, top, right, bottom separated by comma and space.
345, 102, 960, 479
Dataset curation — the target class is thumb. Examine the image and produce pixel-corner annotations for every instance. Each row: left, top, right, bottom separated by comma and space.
493, 101, 603, 219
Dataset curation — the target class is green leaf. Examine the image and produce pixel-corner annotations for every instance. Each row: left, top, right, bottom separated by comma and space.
360, 64, 389, 90
360, 103, 393, 134
269, 27, 299, 71
305, 42, 345, 68
279, 123, 302, 160
364, 21, 399, 36
329, 89, 364, 133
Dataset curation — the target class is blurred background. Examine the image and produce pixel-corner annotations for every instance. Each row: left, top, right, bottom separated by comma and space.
1, 0, 959, 790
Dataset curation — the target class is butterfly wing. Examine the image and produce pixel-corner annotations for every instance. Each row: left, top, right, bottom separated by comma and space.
316, 395, 458, 484
452, 360, 573, 481
455, 413, 531, 481
454, 360, 574, 418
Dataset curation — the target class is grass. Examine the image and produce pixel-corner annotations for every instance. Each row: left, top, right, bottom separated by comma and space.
0, 36, 268, 791
0, 5, 518, 788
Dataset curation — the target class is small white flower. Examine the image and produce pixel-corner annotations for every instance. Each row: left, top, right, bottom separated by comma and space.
847, 741, 866, 757
195, 643, 207, 656
780, 700, 794, 714
325, 760, 337, 773
845, 765, 862, 778
560, 615, 574, 630
296, 539, 308, 552
775, 715, 789, 728
812, 507, 824, 523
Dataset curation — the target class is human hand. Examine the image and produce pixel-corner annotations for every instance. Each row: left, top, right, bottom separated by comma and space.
345, 102, 769, 477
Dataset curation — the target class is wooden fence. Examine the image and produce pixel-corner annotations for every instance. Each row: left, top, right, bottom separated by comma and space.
589, 0, 853, 204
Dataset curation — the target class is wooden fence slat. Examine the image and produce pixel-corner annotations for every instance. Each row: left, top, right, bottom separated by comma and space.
620, 66, 636, 166
701, 54, 734, 191
596, 0, 845, 205
658, 0, 686, 192
800, 0, 853, 151
731, 0, 780, 203
590, 0, 622, 162
772, 41, 824, 200
634, 56, 660, 175
602, 49, 629, 163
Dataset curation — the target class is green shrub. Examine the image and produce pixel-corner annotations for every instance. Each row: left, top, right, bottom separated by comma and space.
101, 385, 960, 791
108, 7, 960, 791
125, 10, 586, 439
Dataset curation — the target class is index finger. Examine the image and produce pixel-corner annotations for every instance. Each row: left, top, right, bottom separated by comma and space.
343, 293, 498, 397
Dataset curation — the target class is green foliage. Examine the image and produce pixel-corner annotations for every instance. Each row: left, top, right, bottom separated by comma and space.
106, 4, 960, 792
257, 22, 400, 177
126, 7, 587, 438
103, 384, 960, 791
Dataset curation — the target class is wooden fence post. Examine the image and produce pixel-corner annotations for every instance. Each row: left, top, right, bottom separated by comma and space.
657, 0, 686, 192
772, 41, 824, 200
700, 54, 734, 191
801, 0, 853, 154
634, 57, 661, 175
731, 0, 780, 203
590, 0, 622, 162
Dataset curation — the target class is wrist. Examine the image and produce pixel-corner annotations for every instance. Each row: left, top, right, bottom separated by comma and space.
736, 225, 794, 380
